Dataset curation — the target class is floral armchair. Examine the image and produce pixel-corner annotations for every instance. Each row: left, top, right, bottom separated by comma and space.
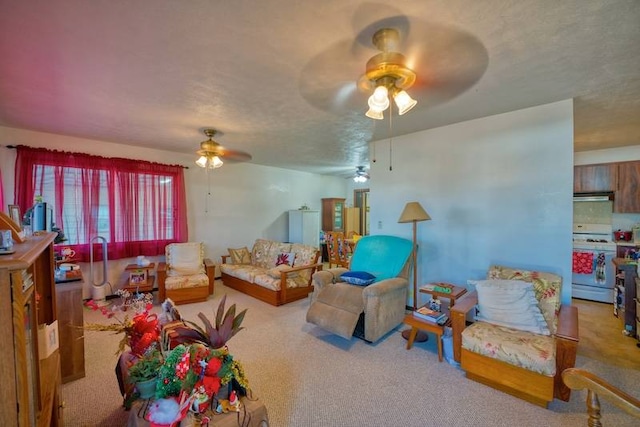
450, 265, 579, 408
157, 242, 215, 305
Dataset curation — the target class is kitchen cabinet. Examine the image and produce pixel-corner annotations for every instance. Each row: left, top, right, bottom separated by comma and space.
0, 232, 62, 427
614, 161, 640, 213
322, 198, 345, 232
574, 163, 617, 193
288, 210, 320, 247
612, 258, 637, 338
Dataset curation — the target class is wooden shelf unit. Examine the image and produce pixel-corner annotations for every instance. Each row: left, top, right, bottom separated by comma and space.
0, 232, 62, 427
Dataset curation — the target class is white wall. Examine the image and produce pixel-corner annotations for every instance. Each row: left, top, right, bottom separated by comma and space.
368, 100, 575, 305
0, 126, 346, 298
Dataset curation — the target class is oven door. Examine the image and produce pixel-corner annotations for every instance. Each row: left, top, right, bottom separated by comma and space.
572, 249, 615, 303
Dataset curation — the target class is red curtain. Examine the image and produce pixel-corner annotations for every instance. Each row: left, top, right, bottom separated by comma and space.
14, 145, 188, 261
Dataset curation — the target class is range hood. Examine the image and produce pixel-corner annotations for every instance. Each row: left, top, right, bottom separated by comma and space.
573, 192, 614, 202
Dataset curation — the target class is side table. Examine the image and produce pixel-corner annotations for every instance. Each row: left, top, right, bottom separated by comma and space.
404, 283, 467, 362
122, 263, 156, 293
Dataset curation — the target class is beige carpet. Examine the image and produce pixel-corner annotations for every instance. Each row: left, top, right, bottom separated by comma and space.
61, 280, 639, 426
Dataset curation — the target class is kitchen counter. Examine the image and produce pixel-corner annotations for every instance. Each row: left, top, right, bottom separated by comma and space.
615, 241, 640, 247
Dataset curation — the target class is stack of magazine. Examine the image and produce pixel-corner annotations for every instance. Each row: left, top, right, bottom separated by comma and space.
413, 304, 448, 325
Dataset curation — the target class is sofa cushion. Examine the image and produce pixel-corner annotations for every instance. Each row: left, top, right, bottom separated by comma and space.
220, 263, 263, 283
253, 272, 308, 291
166, 242, 205, 277
266, 242, 292, 268
470, 279, 550, 336
340, 271, 376, 286
290, 243, 319, 282
251, 239, 273, 269
461, 321, 556, 376
164, 273, 209, 290
228, 247, 251, 265
487, 265, 561, 335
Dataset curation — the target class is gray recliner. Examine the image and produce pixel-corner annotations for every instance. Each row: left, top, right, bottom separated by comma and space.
306, 235, 413, 343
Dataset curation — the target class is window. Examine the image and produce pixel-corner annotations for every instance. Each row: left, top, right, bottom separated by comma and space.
14, 146, 187, 261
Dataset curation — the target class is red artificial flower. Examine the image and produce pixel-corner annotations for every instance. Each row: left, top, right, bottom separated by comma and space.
200, 375, 221, 396
205, 358, 222, 376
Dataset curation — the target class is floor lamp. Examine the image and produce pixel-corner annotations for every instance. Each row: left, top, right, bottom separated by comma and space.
398, 201, 431, 341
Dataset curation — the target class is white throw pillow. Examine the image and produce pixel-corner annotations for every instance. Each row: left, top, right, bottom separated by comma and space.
469, 279, 551, 335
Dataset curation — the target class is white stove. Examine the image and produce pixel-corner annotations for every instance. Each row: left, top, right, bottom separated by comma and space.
572, 223, 616, 251
572, 223, 615, 303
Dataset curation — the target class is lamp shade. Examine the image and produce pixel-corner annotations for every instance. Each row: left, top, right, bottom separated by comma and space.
398, 201, 431, 223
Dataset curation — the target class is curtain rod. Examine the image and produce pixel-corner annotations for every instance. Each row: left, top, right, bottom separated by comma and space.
3, 144, 190, 169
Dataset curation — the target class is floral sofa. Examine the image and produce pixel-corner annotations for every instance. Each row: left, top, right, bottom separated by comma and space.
220, 239, 322, 306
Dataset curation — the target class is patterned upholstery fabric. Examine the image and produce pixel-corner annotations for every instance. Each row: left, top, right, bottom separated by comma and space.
219, 263, 263, 283
253, 273, 309, 291
251, 239, 276, 269
164, 273, 209, 290
486, 265, 561, 335
462, 321, 556, 376
224, 240, 318, 291
291, 243, 319, 282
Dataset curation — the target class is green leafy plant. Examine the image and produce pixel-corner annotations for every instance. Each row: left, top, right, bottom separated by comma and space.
169, 295, 247, 349
127, 347, 164, 384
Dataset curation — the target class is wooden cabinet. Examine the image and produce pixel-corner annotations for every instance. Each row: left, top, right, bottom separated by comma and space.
288, 210, 320, 247
612, 258, 637, 338
322, 198, 345, 232
574, 163, 617, 193
1, 232, 62, 427
574, 161, 640, 213
614, 161, 640, 213
56, 279, 85, 383
344, 207, 361, 236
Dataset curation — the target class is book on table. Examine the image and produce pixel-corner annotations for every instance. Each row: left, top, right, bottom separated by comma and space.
413, 305, 447, 324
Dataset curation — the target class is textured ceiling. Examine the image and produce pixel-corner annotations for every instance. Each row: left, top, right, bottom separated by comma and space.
0, 1, 638, 177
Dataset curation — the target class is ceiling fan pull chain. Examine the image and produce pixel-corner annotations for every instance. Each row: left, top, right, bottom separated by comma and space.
389, 103, 393, 171
372, 140, 377, 163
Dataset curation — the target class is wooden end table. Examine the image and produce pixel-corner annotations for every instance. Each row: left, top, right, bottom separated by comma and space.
403, 313, 448, 361
122, 263, 156, 293
404, 283, 467, 362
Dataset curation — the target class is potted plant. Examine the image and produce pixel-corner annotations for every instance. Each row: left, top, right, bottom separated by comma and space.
166, 294, 247, 349
128, 347, 164, 399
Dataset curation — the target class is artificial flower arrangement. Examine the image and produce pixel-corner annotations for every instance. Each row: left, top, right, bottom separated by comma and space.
84, 292, 250, 423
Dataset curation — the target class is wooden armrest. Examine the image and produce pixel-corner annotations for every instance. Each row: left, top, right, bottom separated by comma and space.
451, 290, 478, 315
556, 304, 579, 342
221, 255, 230, 264
204, 258, 215, 267
288, 262, 323, 273
450, 290, 477, 363
158, 261, 167, 272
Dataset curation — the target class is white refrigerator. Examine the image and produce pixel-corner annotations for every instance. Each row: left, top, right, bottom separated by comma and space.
288, 210, 320, 247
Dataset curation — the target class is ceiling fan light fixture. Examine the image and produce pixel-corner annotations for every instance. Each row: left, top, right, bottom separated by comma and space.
368, 85, 390, 111
394, 90, 417, 115
195, 156, 208, 168
360, 28, 418, 120
353, 166, 369, 182
210, 155, 224, 169
365, 107, 384, 120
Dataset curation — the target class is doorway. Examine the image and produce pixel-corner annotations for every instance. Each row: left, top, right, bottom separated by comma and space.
353, 188, 369, 235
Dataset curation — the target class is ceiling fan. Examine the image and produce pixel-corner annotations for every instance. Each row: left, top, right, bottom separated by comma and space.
353, 166, 369, 183
195, 128, 252, 169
